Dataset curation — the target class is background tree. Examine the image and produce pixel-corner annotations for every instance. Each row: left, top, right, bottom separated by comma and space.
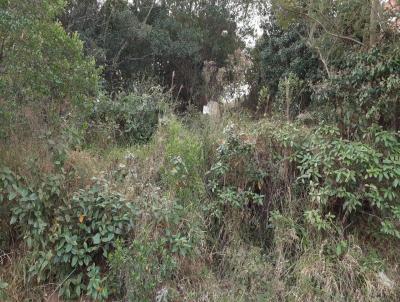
61, 0, 247, 107
249, 15, 321, 115
257, 0, 400, 135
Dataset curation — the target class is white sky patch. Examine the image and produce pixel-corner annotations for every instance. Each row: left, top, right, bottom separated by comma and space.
221, 83, 250, 104
236, 6, 264, 48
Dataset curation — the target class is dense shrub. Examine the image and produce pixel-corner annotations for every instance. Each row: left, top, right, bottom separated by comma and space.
0, 0, 98, 143
2, 0, 400, 300
0, 167, 136, 300
88, 86, 168, 146
207, 123, 265, 218
297, 125, 400, 238
108, 189, 202, 301
313, 48, 400, 135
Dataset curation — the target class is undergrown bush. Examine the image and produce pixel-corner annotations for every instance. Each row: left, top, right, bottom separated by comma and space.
88, 86, 169, 146
0, 166, 136, 300
160, 118, 205, 202
297, 125, 400, 239
108, 187, 203, 301
207, 123, 265, 216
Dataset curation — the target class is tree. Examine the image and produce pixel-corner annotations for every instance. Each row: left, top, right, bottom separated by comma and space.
61, 0, 247, 107
0, 0, 98, 139
249, 15, 321, 114
266, 0, 400, 134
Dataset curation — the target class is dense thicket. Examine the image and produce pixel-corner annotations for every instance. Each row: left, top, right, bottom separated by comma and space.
250, 17, 322, 114
252, 0, 400, 133
1, 0, 400, 301
61, 0, 244, 107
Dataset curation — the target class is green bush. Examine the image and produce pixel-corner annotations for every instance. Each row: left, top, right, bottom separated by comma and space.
89, 86, 168, 145
313, 48, 400, 135
207, 123, 265, 218
0, 0, 99, 144
0, 167, 136, 300
108, 238, 177, 301
108, 191, 201, 301
297, 125, 400, 238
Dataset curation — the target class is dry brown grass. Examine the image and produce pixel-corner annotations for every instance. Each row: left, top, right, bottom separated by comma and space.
0, 247, 44, 301
0, 105, 55, 178
64, 150, 103, 192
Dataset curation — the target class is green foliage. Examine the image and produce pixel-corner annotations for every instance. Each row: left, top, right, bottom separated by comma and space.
304, 209, 335, 232
276, 72, 305, 117
89, 86, 168, 145
2, 0, 400, 300
250, 17, 321, 113
161, 118, 205, 201
61, 0, 242, 105
271, 0, 371, 56
257, 86, 270, 113
108, 238, 176, 301
0, 0, 98, 105
298, 125, 400, 238
108, 191, 200, 301
207, 123, 265, 218
313, 47, 400, 134
0, 166, 136, 300
86, 265, 109, 301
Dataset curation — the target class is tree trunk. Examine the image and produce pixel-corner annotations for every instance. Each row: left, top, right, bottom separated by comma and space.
369, 0, 379, 47
285, 77, 291, 122
284, 77, 292, 189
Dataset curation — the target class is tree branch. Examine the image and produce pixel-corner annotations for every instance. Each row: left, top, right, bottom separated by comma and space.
113, 40, 128, 67
142, 1, 155, 25
278, 4, 366, 47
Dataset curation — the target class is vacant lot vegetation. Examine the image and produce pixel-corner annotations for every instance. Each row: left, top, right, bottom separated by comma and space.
1, 0, 400, 301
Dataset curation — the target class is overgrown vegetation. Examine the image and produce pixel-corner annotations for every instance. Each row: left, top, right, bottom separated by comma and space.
1, 0, 400, 301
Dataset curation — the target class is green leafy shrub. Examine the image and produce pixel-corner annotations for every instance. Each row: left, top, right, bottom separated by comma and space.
89, 86, 168, 145
0, 0, 99, 148
207, 123, 265, 218
108, 190, 201, 301
297, 125, 400, 238
313, 48, 400, 135
108, 238, 176, 302
0, 166, 136, 300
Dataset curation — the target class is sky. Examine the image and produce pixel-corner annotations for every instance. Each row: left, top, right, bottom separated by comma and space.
237, 8, 263, 48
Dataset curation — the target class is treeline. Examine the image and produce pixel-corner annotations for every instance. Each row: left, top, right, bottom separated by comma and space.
250, 0, 400, 134
60, 0, 251, 106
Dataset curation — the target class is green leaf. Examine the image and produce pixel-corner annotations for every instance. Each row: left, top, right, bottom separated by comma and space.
72, 256, 78, 267
102, 233, 114, 242
65, 244, 73, 253
10, 216, 17, 224
28, 193, 37, 200
8, 192, 17, 201
75, 285, 81, 297
92, 233, 101, 245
